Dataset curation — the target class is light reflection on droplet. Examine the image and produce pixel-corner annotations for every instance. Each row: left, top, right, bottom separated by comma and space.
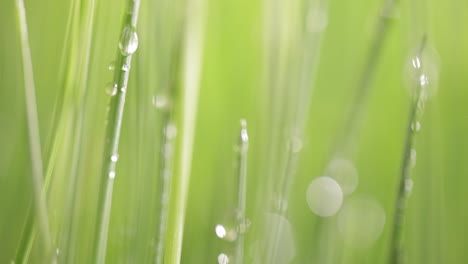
152, 95, 170, 110
119, 25, 139, 56
111, 154, 119, 162
325, 158, 359, 195
404, 178, 414, 195
109, 171, 116, 179
289, 136, 303, 153
218, 253, 229, 264
337, 196, 386, 248
105, 83, 118, 96
306, 176, 343, 217
122, 63, 130, 72
404, 44, 440, 97
108, 61, 115, 71
215, 224, 226, 238
214, 223, 237, 242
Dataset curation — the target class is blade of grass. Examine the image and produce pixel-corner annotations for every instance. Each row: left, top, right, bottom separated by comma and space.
234, 120, 249, 264
389, 35, 428, 264
14, 0, 53, 261
92, 0, 141, 262
164, 0, 207, 262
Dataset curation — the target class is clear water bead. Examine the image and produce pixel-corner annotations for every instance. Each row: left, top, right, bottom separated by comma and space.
119, 25, 139, 56
122, 63, 130, 72
109, 171, 116, 179
108, 61, 115, 71
111, 154, 119, 162
218, 253, 229, 264
152, 95, 170, 110
105, 83, 118, 96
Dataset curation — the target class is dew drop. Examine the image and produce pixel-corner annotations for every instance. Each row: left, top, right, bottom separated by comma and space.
404, 44, 440, 97
109, 171, 116, 179
108, 61, 115, 71
122, 64, 130, 72
214, 223, 237, 241
215, 224, 227, 239
152, 95, 170, 110
404, 178, 414, 194
111, 154, 119, 162
119, 25, 138, 56
411, 121, 421, 132
289, 136, 303, 153
105, 83, 118, 96
218, 253, 229, 264
120, 86, 127, 93
306, 176, 343, 217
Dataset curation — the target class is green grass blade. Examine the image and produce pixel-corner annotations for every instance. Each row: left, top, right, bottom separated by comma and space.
14, 0, 53, 259
164, 0, 207, 262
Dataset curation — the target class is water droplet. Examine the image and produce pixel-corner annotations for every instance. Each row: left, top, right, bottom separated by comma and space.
240, 119, 249, 143
215, 224, 226, 238
120, 86, 127, 93
109, 171, 116, 179
105, 83, 118, 96
404, 178, 414, 194
404, 44, 440, 97
337, 196, 386, 248
152, 95, 170, 110
325, 158, 359, 195
111, 154, 119, 162
289, 136, 303, 153
419, 74, 428, 87
122, 63, 130, 72
411, 56, 421, 69
218, 253, 229, 264
119, 25, 138, 56
411, 121, 421, 132
214, 223, 237, 241
108, 61, 115, 71
306, 176, 343, 217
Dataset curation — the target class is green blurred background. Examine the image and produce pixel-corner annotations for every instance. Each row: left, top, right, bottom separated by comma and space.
1, 0, 468, 263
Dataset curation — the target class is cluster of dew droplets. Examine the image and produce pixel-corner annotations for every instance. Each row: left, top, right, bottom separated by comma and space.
108, 153, 119, 180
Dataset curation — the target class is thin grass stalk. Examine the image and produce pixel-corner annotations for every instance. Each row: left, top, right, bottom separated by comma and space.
265, 0, 326, 261
234, 120, 249, 264
164, 0, 206, 262
14, 0, 53, 260
389, 35, 428, 264
330, 0, 399, 157
92, 0, 141, 262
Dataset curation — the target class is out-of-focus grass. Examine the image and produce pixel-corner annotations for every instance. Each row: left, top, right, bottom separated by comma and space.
1, 0, 468, 263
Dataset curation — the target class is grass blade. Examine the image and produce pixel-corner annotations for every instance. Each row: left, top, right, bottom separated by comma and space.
14, 0, 53, 259
92, 0, 141, 262
164, 0, 207, 262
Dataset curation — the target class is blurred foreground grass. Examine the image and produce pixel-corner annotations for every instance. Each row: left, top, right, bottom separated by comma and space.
1, 0, 468, 263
